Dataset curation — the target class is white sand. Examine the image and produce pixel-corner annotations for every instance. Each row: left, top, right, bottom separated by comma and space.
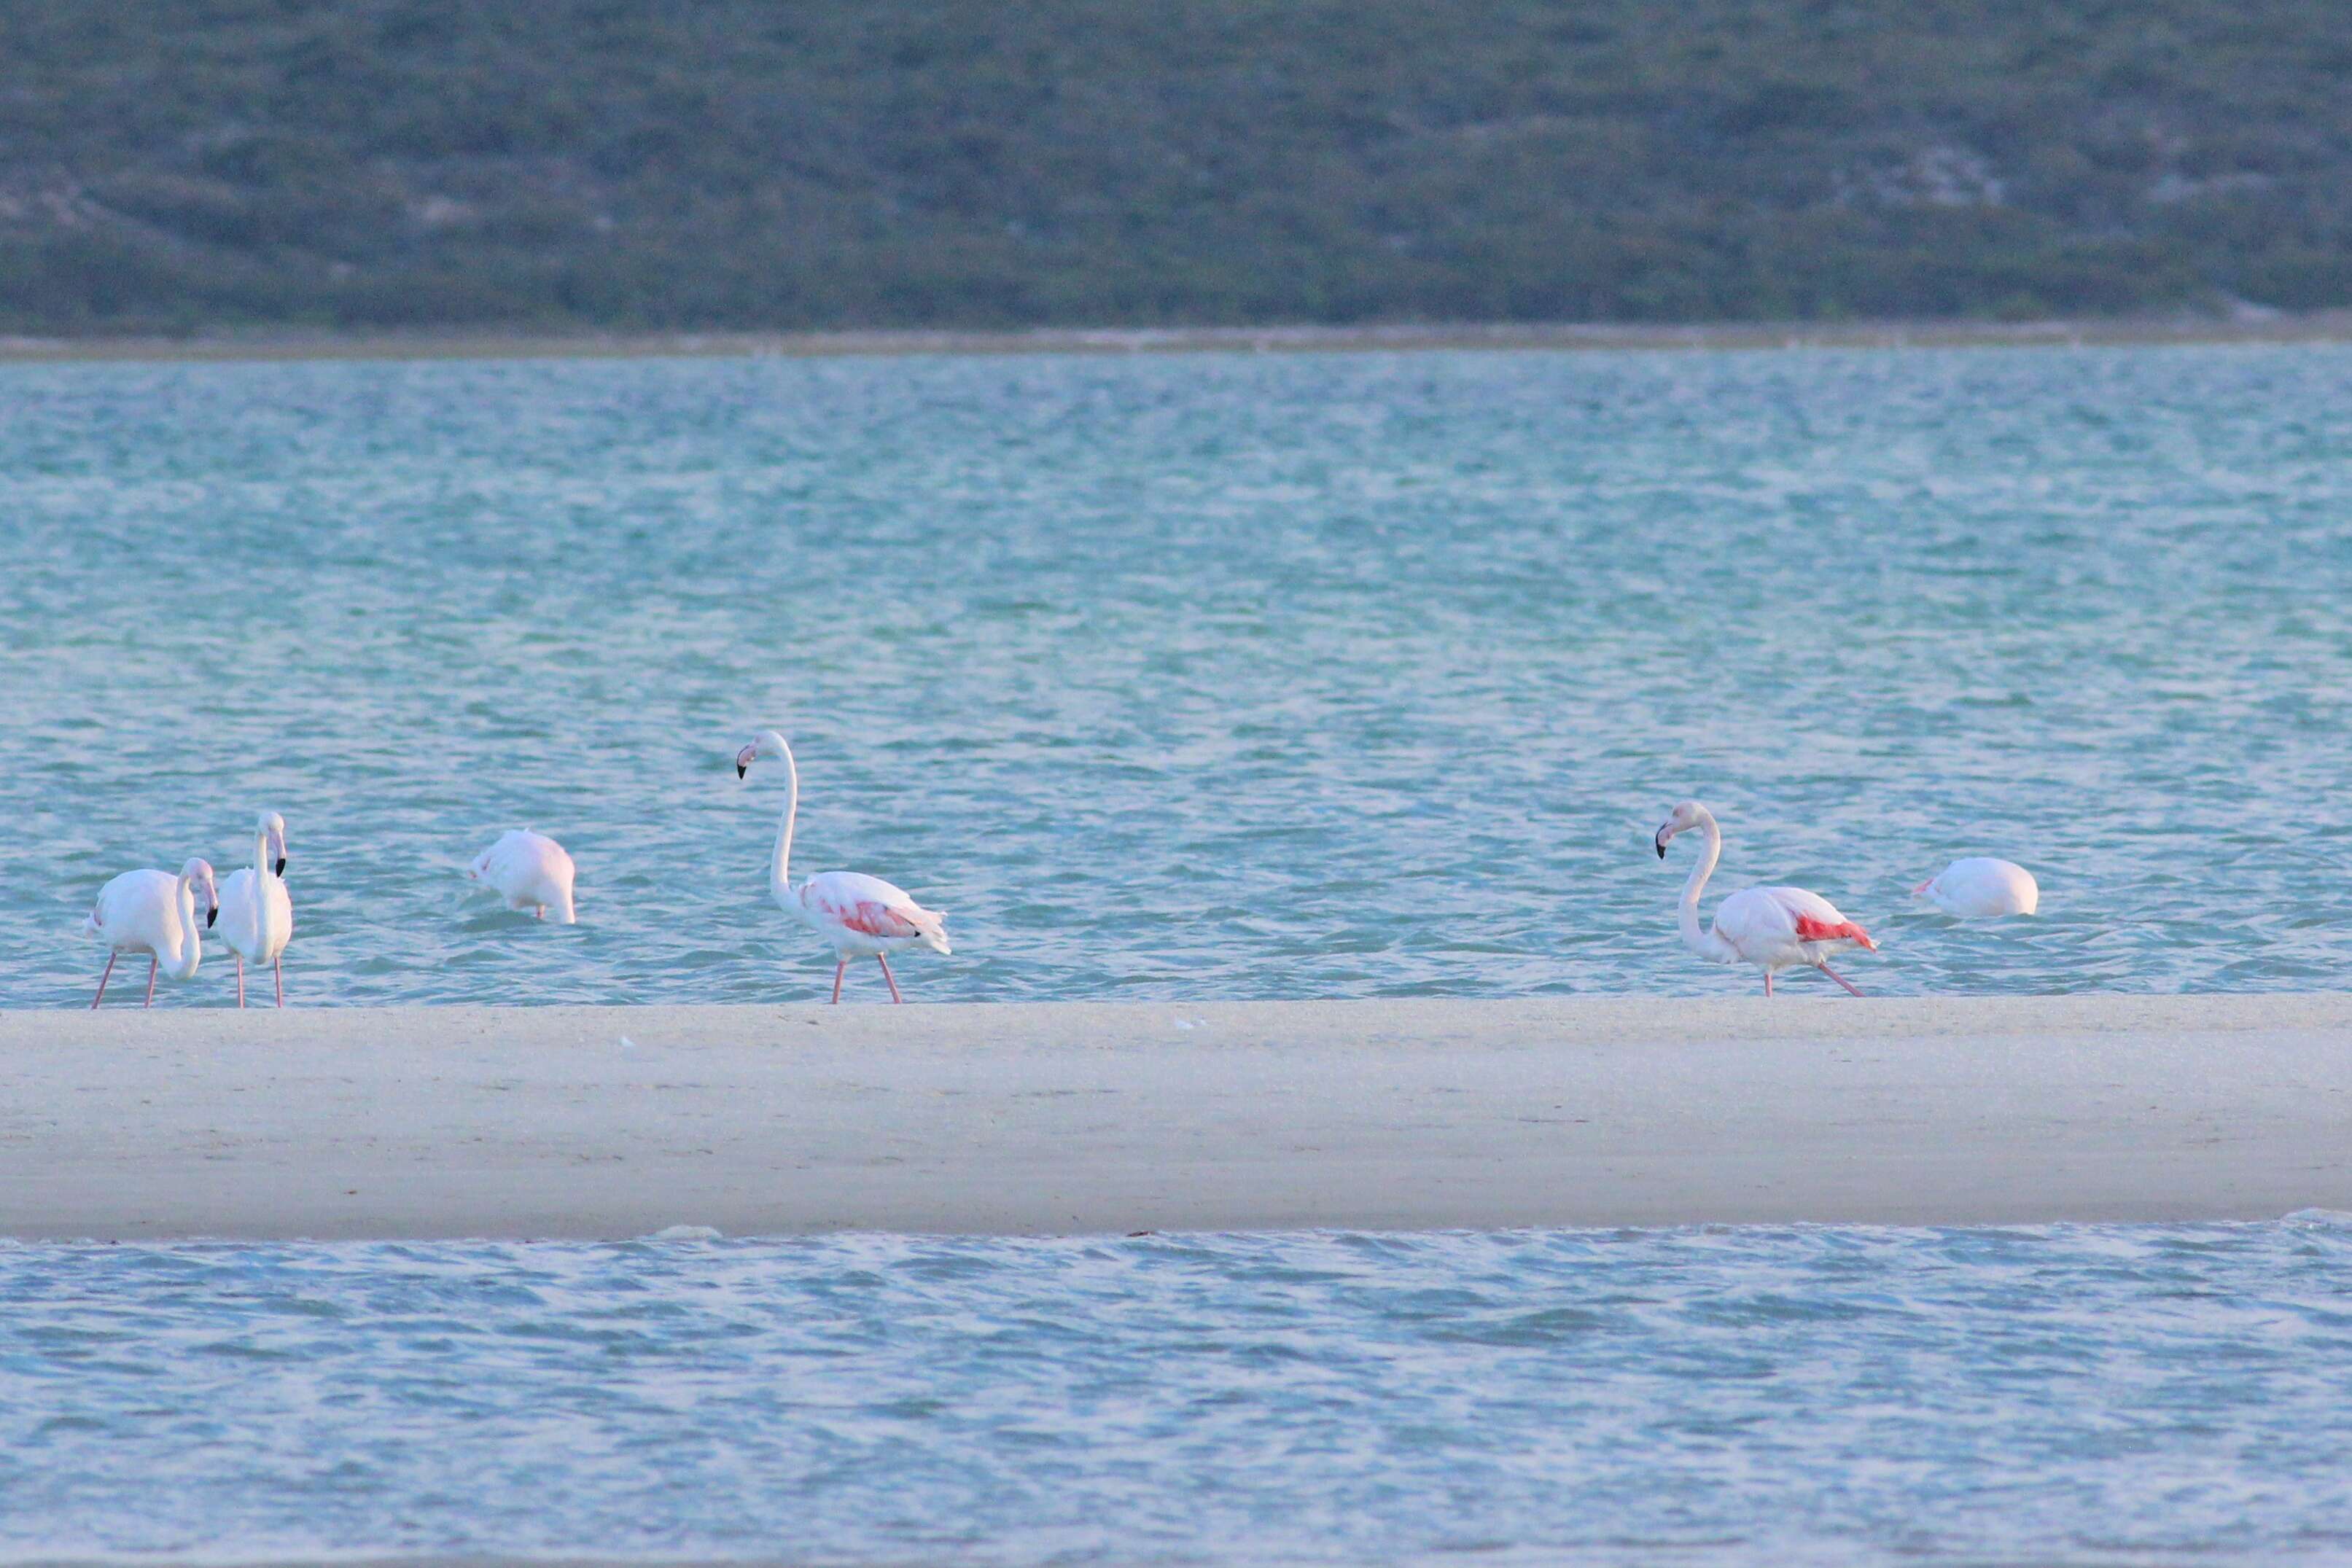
2, 996, 2347, 1240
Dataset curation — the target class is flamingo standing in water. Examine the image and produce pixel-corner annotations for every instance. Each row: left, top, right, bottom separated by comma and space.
736, 729, 949, 1002
218, 810, 294, 1006
1915, 857, 2038, 917
467, 830, 577, 922
1654, 800, 1877, 996
83, 859, 219, 1007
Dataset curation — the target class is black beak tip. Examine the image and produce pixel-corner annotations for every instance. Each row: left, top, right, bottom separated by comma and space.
206, 907, 218, 928
1655, 843, 1666, 859
736, 763, 747, 779
274, 858, 287, 876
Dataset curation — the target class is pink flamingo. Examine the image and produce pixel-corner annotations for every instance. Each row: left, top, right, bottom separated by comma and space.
736, 730, 950, 1003
1915, 857, 2038, 917
1654, 800, 1877, 996
83, 859, 219, 1007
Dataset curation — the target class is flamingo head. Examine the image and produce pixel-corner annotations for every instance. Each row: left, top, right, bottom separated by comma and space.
259, 811, 288, 877
736, 730, 789, 779
1654, 800, 1711, 859
181, 859, 219, 927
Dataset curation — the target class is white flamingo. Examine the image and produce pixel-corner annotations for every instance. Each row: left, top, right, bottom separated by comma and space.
1916, 857, 2038, 917
83, 858, 219, 1007
467, 830, 577, 922
1654, 800, 1877, 996
218, 810, 294, 1007
736, 730, 949, 1002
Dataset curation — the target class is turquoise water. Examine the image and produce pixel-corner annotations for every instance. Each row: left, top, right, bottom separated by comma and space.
6, 345, 2351, 1005
4, 1221, 2351, 1566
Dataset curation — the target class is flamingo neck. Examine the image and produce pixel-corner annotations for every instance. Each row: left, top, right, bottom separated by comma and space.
1678, 817, 1735, 962
166, 875, 203, 980
768, 741, 800, 905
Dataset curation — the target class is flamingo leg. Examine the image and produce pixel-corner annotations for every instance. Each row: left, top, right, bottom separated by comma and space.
1818, 962, 1865, 998
144, 956, 158, 1007
878, 954, 903, 1005
275, 957, 284, 1008
91, 952, 117, 1009
1764, 971, 1774, 998
830, 959, 846, 1005
235, 954, 246, 1009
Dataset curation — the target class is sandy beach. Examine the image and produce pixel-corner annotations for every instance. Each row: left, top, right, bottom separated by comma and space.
3, 994, 2346, 1240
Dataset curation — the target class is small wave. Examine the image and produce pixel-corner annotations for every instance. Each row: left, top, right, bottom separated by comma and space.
644, 1223, 723, 1241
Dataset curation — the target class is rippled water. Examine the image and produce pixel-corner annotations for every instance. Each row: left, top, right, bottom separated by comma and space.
5, 345, 2351, 1005
2, 1221, 2349, 1565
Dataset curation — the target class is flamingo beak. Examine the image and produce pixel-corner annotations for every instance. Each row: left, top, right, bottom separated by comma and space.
736, 762, 747, 779
206, 903, 219, 929
275, 857, 287, 876
1654, 825, 1672, 859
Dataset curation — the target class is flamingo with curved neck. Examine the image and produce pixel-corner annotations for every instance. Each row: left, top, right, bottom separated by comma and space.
738, 729, 950, 1003
1654, 800, 1877, 996
84, 858, 218, 1007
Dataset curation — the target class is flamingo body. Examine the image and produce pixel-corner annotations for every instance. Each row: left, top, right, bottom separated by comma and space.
219, 811, 293, 1006
790, 870, 953, 959
1710, 884, 1879, 974
1655, 801, 1876, 996
84, 859, 217, 1007
1916, 857, 2038, 917
468, 830, 577, 922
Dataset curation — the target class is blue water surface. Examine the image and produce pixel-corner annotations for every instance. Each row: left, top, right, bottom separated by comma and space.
3, 1221, 2351, 1566
4, 345, 2351, 1005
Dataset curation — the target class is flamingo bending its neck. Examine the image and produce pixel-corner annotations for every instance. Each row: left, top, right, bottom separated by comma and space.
84, 858, 218, 1007
218, 810, 294, 1006
1654, 800, 1877, 996
737, 729, 949, 1003
1915, 857, 2038, 917
468, 830, 577, 923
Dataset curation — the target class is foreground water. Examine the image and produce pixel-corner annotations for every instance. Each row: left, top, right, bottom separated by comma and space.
1, 1221, 2347, 1565
4, 344, 2351, 1004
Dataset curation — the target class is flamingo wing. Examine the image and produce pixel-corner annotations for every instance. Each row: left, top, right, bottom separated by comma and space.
802, 871, 924, 937
1760, 885, 1877, 951
1713, 885, 1875, 961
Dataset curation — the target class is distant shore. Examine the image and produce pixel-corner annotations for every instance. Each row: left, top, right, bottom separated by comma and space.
5, 994, 2348, 1240
4, 311, 2351, 365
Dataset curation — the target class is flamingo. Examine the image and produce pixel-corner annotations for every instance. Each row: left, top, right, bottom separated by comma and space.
1916, 857, 2038, 917
736, 729, 949, 1002
1654, 800, 1877, 996
218, 810, 294, 1007
83, 858, 219, 1007
467, 829, 577, 922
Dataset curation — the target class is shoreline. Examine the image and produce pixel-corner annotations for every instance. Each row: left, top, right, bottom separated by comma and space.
4, 311, 2352, 365
4, 994, 2348, 1241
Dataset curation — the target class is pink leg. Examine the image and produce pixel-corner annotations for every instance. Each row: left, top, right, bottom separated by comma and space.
878, 954, 903, 1004
1818, 962, 1865, 997
144, 956, 158, 1007
91, 952, 117, 1008
830, 959, 846, 1005
1764, 971, 1774, 998
236, 954, 246, 1009
275, 957, 284, 1008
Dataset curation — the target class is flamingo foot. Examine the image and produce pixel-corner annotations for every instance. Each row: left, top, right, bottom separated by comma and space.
92, 951, 117, 1009
878, 954, 903, 1005
830, 959, 846, 1005
1818, 962, 1865, 997
144, 956, 158, 1007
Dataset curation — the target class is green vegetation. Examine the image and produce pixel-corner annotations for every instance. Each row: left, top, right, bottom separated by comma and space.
4, 0, 2349, 335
